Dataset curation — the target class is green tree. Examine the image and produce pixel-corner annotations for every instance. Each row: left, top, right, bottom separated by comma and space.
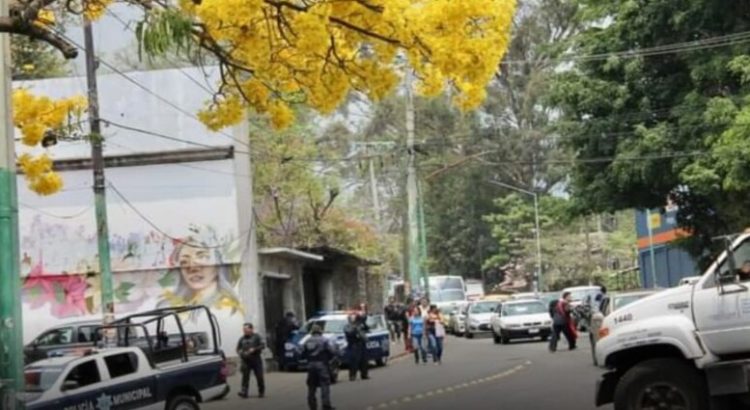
548, 0, 750, 265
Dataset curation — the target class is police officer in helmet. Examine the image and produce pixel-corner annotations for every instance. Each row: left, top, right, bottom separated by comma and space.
300, 324, 337, 410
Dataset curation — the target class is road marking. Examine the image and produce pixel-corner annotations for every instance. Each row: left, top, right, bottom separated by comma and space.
364, 362, 531, 409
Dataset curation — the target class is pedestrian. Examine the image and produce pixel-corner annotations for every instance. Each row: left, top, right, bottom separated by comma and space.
237, 323, 266, 398
384, 297, 403, 342
427, 305, 445, 364
549, 292, 577, 352
343, 313, 370, 381
739, 260, 750, 282
403, 299, 416, 352
419, 298, 430, 319
300, 324, 337, 410
409, 307, 427, 364
275, 311, 300, 363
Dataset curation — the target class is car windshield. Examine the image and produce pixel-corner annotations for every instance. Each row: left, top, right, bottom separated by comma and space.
305, 319, 348, 334
569, 289, 598, 302
431, 289, 465, 302
504, 302, 546, 316
613, 294, 650, 311
25, 367, 63, 392
469, 302, 496, 314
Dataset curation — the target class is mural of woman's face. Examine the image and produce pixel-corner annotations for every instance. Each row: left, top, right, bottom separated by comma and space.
178, 245, 219, 293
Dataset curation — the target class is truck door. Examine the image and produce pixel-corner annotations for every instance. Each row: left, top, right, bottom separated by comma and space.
56, 359, 106, 409
100, 352, 159, 410
693, 237, 750, 355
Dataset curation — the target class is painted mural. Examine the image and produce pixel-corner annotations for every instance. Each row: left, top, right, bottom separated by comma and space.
17, 160, 248, 349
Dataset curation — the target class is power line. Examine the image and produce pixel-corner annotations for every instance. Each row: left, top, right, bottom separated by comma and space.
50, 27, 253, 151
502, 30, 750, 66
19, 203, 93, 219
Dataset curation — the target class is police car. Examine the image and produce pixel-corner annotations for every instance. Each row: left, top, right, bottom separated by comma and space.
22, 346, 228, 410
282, 312, 390, 372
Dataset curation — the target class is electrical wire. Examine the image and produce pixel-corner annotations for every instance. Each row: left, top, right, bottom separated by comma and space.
19, 203, 93, 219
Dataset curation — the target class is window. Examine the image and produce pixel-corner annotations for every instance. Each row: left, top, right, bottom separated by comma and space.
705, 239, 750, 288
36, 327, 73, 346
304, 319, 348, 334
25, 367, 64, 392
64, 360, 100, 389
469, 302, 496, 314
77, 326, 95, 343
104, 353, 138, 378
503, 302, 546, 316
366, 316, 385, 330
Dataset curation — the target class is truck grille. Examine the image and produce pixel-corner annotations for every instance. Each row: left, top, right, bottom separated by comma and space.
522, 322, 542, 327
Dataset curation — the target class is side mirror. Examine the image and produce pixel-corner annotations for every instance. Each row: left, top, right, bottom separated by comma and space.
62, 380, 79, 391
717, 270, 736, 285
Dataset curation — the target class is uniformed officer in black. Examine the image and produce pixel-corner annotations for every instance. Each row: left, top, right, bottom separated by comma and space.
344, 312, 369, 381
301, 324, 337, 410
237, 323, 266, 398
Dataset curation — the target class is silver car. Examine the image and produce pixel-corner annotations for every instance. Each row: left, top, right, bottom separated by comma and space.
449, 302, 470, 336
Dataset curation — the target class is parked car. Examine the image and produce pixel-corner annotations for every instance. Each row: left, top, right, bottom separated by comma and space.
449, 302, 470, 336
25, 320, 209, 365
588, 289, 660, 365
464, 301, 499, 339
490, 299, 552, 344
282, 312, 390, 372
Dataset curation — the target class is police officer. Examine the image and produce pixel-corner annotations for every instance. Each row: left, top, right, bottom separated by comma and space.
237, 323, 266, 398
344, 312, 369, 381
300, 324, 337, 410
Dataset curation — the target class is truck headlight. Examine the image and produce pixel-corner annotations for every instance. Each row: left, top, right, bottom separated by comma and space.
543, 320, 552, 326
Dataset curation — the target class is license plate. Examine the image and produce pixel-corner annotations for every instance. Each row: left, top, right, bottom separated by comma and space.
528, 328, 540, 334
366, 341, 380, 349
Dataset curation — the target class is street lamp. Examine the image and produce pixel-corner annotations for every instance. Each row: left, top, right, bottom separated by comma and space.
487, 180, 543, 294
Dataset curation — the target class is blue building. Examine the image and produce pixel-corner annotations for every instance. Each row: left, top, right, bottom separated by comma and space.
636, 208, 698, 288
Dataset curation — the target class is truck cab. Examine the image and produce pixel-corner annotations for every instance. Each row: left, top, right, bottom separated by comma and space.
595, 232, 750, 409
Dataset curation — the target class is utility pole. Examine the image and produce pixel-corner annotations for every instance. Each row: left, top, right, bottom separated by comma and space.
368, 155, 381, 230
405, 69, 421, 296
417, 179, 428, 300
0, 0, 23, 404
84, 19, 115, 326
646, 208, 658, 288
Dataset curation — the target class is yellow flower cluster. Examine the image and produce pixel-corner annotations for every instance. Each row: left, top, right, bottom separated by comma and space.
83, 0, 112, 20
33, 9, 56, 27
18, 154, 63, 195
180, 0, 516, 130
12, 89, 87, 146
12, 89, 87, 195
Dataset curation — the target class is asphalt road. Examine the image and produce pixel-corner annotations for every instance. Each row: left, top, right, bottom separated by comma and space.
206, 333, 613, 410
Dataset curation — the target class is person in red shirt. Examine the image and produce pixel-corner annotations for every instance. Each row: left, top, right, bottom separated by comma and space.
549, 292, 577, 352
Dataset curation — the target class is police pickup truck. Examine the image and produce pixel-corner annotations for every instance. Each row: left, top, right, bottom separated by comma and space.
23, 346, 227, 410
21, 306, 229, 410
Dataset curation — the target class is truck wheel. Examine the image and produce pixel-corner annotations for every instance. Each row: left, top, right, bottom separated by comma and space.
614, 358, 708, 410
492, 331, 502, 344
376, 356, 388, 367
166, 395, 199, 410
500, 332, 510, 344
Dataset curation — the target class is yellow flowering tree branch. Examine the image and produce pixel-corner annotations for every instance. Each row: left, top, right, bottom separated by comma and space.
12, 88, 87, 195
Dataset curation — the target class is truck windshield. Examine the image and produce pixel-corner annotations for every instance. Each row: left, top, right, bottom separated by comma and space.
504, 302, 546, 316
25, 367, 63, 392
431, 289, 466, 302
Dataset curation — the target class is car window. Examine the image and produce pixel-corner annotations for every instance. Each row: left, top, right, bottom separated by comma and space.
503, 302, 546, 316
64, 360, 100, 389
104, 352, 138, 378
366, 316, 385, 330
77, 326, 95, 343
469, 302, 496, 314
37, 327, 73, 346
713, 238, 750, 285
305, 319, 348, 334
25, 367, 64, 392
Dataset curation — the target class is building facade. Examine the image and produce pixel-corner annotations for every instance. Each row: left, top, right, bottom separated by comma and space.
635, 207, 698, 288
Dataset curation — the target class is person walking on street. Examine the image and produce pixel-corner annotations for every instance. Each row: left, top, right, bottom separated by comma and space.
549, 292, 577, 352
427, 305, 445, 364
275, 311, 299, 364
237, 323, 266, 398
409, 307, 427, 364
300, 324, 337, 410
385, 297, 403, 342
344, 313, 370, 381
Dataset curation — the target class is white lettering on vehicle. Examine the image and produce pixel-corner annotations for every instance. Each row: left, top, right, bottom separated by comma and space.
62, 387, 152, 410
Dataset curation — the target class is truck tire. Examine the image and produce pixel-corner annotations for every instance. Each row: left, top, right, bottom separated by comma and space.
613, 358, 708, 410
492, 331, 501, 344
166, 395, 199, 410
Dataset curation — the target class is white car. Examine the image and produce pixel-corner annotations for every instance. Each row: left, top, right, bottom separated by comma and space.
449, 302, 470, 336
490, 299, 551, 344
464, 301, 498, 339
